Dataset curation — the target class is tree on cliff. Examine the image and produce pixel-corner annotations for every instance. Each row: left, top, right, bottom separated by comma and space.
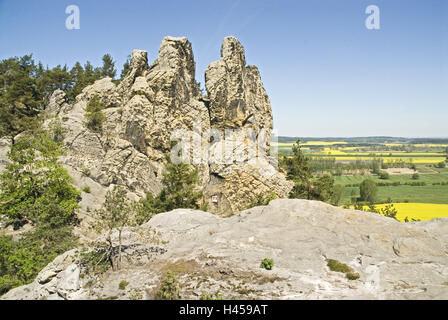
92, 186, 138, 271
138, 159, 204, 221
100, 54, 117, 79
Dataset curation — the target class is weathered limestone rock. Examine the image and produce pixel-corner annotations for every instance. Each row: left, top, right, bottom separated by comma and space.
39, 35, 292, 220
205, 36, 273, 136
203, 37, 291, 214
118, 49, 149, 99
145, 36, 209, 152
46, 89, 71, 115
4, 200, 448, 300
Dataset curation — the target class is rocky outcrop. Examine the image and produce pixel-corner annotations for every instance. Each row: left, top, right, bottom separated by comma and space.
39, 36, 292, 218
3, 199, 448, 300
205, 37, 273, 136
46, 89, 71, 116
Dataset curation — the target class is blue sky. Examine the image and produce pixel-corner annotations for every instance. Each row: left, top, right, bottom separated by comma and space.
1, 0, 447, 137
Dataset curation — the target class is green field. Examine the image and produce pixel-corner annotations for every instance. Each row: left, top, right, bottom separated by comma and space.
277, 138, 448, 219
334, 172, 448, 185
343, 185, 448, 205
336, 170, 448, 205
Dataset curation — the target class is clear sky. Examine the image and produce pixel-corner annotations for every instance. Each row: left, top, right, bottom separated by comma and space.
1, 0, 447, 137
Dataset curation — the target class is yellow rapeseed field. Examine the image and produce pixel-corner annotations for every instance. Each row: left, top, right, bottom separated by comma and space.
357, 203, 448, 222
414, 144, 448, 148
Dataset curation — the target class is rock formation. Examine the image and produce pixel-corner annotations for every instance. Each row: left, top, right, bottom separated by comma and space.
42, 35, 293, 220
205, 36, 273, 135
3, 199, 448, 300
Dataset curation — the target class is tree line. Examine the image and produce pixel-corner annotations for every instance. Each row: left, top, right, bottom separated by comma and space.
0, 53, 130, 137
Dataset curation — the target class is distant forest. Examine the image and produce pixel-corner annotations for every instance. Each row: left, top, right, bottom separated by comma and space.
276, 136, 448, 144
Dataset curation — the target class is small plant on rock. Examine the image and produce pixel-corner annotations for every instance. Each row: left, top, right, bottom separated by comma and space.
118, 280, 129, 290
260, 258, 274, 270
327, 259, 360, 281
155, 270, 181, 300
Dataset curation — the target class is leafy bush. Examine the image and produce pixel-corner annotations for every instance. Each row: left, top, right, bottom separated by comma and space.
48, 118, 66, 145
260, 258, 274, 270
155, 271, 181, 300
1, 226, 77, 296
412, 173, 419, 180
282, 140, 335, 202
378, 171, 390, 180
82, 186, 91, 193
380, 204, 398, 220
0, 132, 80, 227
331, 184, 345, 206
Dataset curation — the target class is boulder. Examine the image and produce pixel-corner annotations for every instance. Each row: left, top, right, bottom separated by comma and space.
3, 200, 448, 300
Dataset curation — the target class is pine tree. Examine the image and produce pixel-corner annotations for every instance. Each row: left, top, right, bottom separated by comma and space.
120, 55, 131, 79
138, 159, 204, 220
100, 54, 116, 79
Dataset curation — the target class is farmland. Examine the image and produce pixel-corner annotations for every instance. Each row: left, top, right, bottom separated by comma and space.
275, 137, 448, 221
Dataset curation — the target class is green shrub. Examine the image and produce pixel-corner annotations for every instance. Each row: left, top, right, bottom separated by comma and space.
248, 192, 277, 209
327, 259, 351, 273
119, 280, 129, 290
260, 258, 274, 270
0, 132, 80, 227
80, 245, 110, 276
411, 173, 419, 180
378, 171, 390, 180
85, 95, 105, 133
200, 292, 224, 300
81, 167, 91, 177
346, 272, 360, 280
327, 259, 359, 281
49, 118, 66, 145
137, 158, 204, 221
436, 161, 446, 168
1, 226, 78, 296
82, 186, 91, 193
155, 271, 181, 300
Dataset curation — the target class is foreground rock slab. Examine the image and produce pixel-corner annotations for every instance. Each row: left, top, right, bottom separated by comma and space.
3, 199, 448, 300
